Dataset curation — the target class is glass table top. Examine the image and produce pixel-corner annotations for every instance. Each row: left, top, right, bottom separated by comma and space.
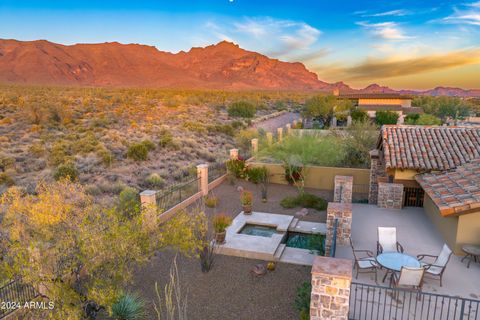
376, 252, 421, 272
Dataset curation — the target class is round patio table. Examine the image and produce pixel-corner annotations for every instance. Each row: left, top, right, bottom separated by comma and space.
377, 252, 421, 285
461, 245, 480, 268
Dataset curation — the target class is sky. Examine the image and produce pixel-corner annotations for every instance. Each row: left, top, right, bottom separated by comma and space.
1, 0, 480, 90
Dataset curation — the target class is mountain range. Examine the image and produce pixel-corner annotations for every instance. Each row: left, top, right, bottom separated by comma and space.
0, 38, 479, 97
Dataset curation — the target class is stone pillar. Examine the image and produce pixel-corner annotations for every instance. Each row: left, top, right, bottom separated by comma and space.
398, 114, 405, 124
196, 164, 209, 196
331, 116, 337, 128
377, 182, 404, 209
293, 119, 298, 128
325, 202, 352, 257
310, 256, 352, 320
286, 123, 292, 136
140, 190, 157, 209
347, 115, 352, 127
277, 127, 283, 142
266, 132, 273, 146
251, 138, 258, 154
334, 176, 353, 203
368, 149, 386, 205
229, 148, 239, 160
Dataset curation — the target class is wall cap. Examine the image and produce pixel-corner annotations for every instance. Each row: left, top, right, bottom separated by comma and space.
311, 256, 353, 280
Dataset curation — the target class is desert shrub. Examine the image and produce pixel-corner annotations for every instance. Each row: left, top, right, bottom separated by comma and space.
127, 143, 149, 161
227, 101, 256, 118
342, 120, 379, 168
351, 109, 369, 122
53, 163, 79, 181
183, 121, 206, 133
0, 173, 15, 186
29, 143, 45, 157
158, 129, 174, 148
226, 159, 246, 178
405, 113, 442, 125
295, 282, 312, 320
73, 132, 98, 154
207, 124, 235, 136
204, 194, 219, 208
234, 129, 259, 151
49, 140, 73, 166
280, 193, 327, 211
117, 187, 141, 218
97, 146, 114, 166
111, 293, 146, 320
145, 173, 164, 189
375, 110, 399, 125
246, 166, 268, 184
230, 120, 245, 129
0, 155, 15, 172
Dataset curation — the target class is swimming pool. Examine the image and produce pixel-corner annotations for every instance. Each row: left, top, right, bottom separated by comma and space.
239, 224, 278, 237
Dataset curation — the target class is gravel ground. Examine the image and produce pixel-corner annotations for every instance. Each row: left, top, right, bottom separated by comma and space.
205, 179, 332, 223
253, 112, 300, 132
130, 250, 311, 320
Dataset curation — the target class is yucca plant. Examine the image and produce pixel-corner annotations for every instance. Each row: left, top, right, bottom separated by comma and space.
111, 293, 147, 320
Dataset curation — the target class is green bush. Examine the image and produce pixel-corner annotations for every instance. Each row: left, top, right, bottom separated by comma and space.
375, 110, 399, 125
183, 121, 206, 133
404, 114, 420, 124
49, 140, 73, 166
294, 282, 312, 320
226, 159, 246, 178
246, 166, 268, 184
351, 109, 369, 122
117, 187, 141, 218
97, 146, 114, 166
228, 101, 256, 118
158, 129, 174, 148
207, 124, 235, 136
111, 293, 146, 320
145, 173, 164, 189
0, 155, 15, 172
0, 173, 15, 186
406, 113, 442, 125
127, 143, 149, 161
280, 193, 327, 211
53, 163, 79, 181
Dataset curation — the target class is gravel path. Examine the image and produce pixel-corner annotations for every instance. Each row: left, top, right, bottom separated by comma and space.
253, 112, 300, 132
131, 250, 311, 320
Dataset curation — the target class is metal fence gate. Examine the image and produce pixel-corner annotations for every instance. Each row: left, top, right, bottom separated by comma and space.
349, 282, 480, 320
404, 187, 425, 207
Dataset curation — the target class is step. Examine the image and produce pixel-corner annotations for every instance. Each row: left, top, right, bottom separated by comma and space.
288, 218, 300, 230
273, 244, 287, 261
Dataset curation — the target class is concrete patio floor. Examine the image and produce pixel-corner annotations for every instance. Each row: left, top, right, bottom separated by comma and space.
336, 204, 480, 300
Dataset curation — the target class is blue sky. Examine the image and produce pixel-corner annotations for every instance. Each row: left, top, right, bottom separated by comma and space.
1, 0, 480, 89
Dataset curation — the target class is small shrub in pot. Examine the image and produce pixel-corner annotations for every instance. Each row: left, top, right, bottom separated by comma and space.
212, 213, 232, 244
241, 190, 253, 214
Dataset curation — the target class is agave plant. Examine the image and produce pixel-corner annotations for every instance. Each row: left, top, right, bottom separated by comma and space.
111, 293, 147, 320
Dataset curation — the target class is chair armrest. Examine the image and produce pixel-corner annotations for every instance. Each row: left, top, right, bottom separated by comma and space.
423, 263, 445, 271
377, 242, 383, 254
417, 254, 438, 262
354, 249, 374, 257
396, 242, 404, 253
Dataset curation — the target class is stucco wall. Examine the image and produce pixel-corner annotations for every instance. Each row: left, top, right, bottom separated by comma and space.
394, 169, 418, 180
423, 194, 460, 254
457, 211, 480, 250
246, 162, 370, 190
359, 98, 411, 108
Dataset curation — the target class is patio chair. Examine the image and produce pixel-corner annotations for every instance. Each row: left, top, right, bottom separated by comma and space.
392, 267, 425, 296
350, 237, 378, 283
377, 227, 404, 255
417, 244, 452, 287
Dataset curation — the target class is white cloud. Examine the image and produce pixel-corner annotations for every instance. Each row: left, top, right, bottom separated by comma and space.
364, 9, 410, 17
357, 21, 413, 40
441, 2, 480, 26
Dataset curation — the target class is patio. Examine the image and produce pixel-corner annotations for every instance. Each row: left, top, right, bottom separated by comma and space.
336, 204, 480, 300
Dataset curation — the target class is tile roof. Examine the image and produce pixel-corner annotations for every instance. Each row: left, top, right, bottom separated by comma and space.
380, 125, 480, 171
416, 159, 480, 216
358, 105, 403, 111
340, 93, 413, 99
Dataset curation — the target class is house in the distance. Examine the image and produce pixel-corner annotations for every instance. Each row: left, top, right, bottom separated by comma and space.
368, 125, 480, 254
336, 91, 422, 123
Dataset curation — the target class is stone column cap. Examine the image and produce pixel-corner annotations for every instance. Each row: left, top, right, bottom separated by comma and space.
369, 149, 379, 158
327, 202, 353, 211
197, 163, 209, 168
140, 190, 157, 196
334, 175, 353, 182
311, 256, 353, 280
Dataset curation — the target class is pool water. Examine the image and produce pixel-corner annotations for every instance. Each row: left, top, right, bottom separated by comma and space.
239, 224, 277, 237
285, 232, 325, 255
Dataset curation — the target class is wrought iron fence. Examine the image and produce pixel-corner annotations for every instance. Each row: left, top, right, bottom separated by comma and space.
349, 282, 480, 320
352, 184, 370, 203
208, 162, 227, 183
0, 280, 38, 318
156, 177, 200, 211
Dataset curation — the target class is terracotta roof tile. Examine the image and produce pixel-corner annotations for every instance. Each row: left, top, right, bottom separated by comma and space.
416, 159, 480, 216
381, 125, 480, 171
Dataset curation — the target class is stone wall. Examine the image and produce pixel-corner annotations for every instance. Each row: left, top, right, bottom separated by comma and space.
368, 150, 386, 204
310, 256, 352, 320
325, 203, 352, 256
377, 182, 404, 209
334, 176, 353, 203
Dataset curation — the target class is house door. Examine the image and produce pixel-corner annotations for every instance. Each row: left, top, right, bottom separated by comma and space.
403, 187, 424, 207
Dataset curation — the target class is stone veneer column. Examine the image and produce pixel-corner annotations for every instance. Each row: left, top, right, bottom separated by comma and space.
229, 148, 239, 160
196, 164, 209, 196
325, 202, 352, 257
368, 150, 381, 204
334, 175, 353, 203
277, 127, 283, 142
377, 182, 404, 209
286, 123, 292, 136
266, 132, 273, 145
310, 256, 353, 320
251, 138, 258, 154
140, 190, 157, 209
347, 115, 352, 127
